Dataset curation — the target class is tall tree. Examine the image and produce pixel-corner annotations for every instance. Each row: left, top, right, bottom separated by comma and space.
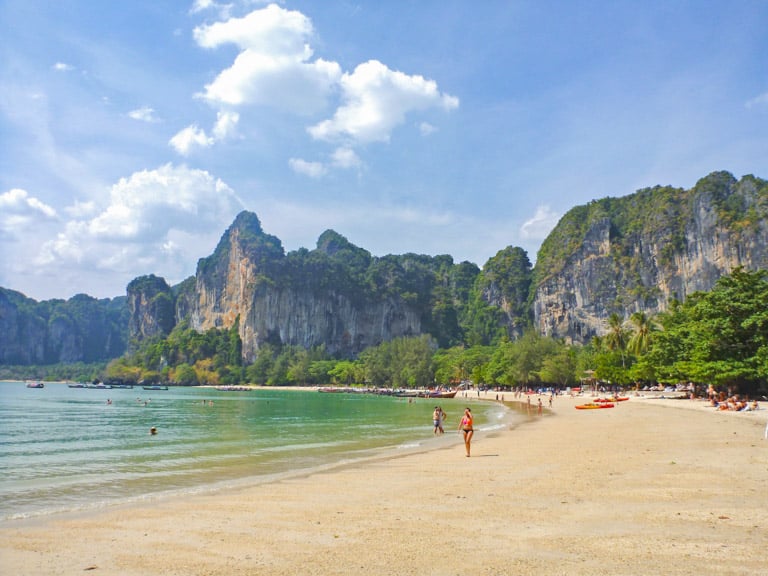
605, 313, 628, 367
646, 268, 768, 393
627, 311, 655, 356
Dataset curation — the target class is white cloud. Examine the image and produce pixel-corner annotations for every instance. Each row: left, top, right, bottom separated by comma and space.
308, 60, 459, 144
37, 164, 244, 280
64, 200, 98, 218
0, 188, 57, 218
0, 188, 56, 236
212, 110, 240, 140
331, 147, 360, 169
190, 0, 236, 19
193, 4, 341, 114
745, 92, 768, 109
170, 113, 238, 155
128, 106, 159, 122
0, 188, 57, 238
520, 205, 561, 240
169, 124, 214, 155
52, 62, 74, 72
177, 4, 458, 164
289, 158, 327, 178
419, 121, 437, 136
190, 0, 216, 13
288, 147, 360, 177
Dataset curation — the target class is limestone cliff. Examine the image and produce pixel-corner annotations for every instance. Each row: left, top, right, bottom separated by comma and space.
0, 289, 127, 364
473, 246, 532, 341
123, 170, 767, 358
180, 212, 426, 360
7, 170, 765, 368
531, 171, 768, 342
126, 274, 176, 345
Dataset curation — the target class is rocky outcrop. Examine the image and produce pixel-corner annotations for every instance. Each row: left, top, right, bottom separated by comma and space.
126, 275, 176, 344
0, 289, 127, 364
474, 246, 532, 340
181, 212, 424, 360
236, 287, 420, 362
121, 171, 765, 358
0, 289, 46, 364
532, 172, 768, 342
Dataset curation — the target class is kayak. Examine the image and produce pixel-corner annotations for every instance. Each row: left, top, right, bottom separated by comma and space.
595, 397, 629, 403
575, 402, 615, 409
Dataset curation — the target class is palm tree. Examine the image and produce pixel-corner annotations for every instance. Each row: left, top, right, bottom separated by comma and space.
605, 313, 628, 368
627, 311, 655, 356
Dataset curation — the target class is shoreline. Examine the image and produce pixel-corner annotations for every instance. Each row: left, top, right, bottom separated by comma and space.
0, 386, 517, 525
1, 394, 766, 575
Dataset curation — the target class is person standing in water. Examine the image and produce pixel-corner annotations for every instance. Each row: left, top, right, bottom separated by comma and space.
458, 407, 474, 457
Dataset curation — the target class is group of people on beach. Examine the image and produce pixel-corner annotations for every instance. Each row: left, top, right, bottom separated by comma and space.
708, 393, 760, 412
433, 405, 474, 456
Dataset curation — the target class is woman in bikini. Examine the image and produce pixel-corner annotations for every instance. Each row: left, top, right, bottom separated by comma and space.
458, 407, 474, 457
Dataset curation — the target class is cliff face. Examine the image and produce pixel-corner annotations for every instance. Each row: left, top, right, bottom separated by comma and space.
126, 275, 176, 345
8, 170, 764, 367
123, 170, 768, 359
0, 289, 46, 364
235, 288, 420, 362
474, 246, 533, 341
0, 289, 128, 364
532, 172, 768, 342
176, 212, 424, 360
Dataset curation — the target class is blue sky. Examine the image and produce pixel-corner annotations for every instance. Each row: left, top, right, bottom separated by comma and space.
1, 0, 766, 301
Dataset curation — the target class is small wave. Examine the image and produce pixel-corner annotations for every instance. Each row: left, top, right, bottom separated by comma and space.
478, 423, 506, 432
397, 442, 422, 449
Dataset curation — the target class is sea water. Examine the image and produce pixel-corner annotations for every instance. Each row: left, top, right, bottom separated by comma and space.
0, 382, 518, 521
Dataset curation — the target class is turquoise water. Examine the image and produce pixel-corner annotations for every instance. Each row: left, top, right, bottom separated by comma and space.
0, 383, 516, 521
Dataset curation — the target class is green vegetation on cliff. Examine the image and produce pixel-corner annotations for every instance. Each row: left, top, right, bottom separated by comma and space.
531, 171, 767, 321
0, 288, 127, 364
464, 246, 532, 345
532, 183, 689, 286
197, 211, 285, 288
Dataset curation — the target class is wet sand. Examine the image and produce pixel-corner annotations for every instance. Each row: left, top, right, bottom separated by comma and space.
1, 393, 766, 575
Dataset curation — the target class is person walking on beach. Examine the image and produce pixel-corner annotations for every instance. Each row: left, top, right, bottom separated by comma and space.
458, 407, 474, 457
438, 406, 446, 434
432, 406, 446, 434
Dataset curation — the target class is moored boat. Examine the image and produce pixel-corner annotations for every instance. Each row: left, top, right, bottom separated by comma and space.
418, 390, 458, 398
26, 382, 45, 388
142, 385, 169, 391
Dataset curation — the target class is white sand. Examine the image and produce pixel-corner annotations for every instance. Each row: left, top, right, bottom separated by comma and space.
1, 393, 766, 575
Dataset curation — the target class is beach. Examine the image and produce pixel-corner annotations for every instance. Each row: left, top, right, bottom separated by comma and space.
1, 393, 766, 575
